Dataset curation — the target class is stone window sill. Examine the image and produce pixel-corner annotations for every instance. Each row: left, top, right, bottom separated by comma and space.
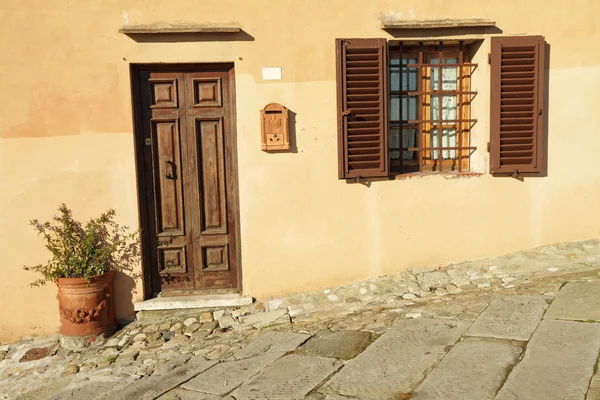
119, 23, 241, 35
381, 18, 496, 30
392, 171, 484, 180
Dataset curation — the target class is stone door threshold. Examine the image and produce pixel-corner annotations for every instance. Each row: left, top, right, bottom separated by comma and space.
134, 294, 253, 311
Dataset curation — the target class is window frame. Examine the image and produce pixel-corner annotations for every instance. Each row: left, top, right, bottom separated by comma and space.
388, 42, 478, 175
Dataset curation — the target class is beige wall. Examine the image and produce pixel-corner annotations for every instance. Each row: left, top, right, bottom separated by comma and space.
1, 0, 599, 342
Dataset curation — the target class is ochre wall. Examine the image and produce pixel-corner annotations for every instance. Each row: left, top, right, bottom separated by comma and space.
1, 0, 599, 342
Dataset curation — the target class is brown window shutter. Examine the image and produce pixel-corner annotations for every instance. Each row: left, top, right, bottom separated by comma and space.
490, 35, 546, 175
336, 38, 389, 179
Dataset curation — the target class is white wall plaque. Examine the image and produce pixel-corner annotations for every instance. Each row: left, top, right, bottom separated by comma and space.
262, 67, 282, 81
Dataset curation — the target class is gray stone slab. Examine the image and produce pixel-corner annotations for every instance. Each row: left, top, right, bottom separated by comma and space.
232, 331, 310, 360
46, 378, 134, 400
305, 394, 360, 400
587, 363, 600, 400
465, 295, 548, 340
411, 338, 523, 400
545, 281, 600, 321
182, 352, 284, 395
15, 376, 75, 400
231, 355, 341, 400
98, 357, 217, 400
320, 318, 470, 399
496, 319, 600, 400
157, 388, 220, 400
239, 309, 288, 328
296, 330, 373, 360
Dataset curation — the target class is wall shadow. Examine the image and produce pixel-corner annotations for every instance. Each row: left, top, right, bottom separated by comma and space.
112, 233, 142, 329
114, 271, 137, 327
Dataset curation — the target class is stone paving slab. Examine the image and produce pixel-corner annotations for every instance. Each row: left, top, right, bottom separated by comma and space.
157, 388, 221, 400
544, 281, 600, 321
98, 357, 217, 400
15, 376, 76, 400
306, 394, 361, 400
411, 338, 523, 400
465, 295, 548, 341
182, 352, 285, 395
320, 318, 469, 400
230, 354, 341, 400
232, 331, 310, 360
296, 330, 373, 360
496, 319, 600, 400
586, 361, 600, 400
49, 378, 133, 400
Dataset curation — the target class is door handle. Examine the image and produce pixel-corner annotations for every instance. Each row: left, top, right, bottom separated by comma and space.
165, 160, 176, 180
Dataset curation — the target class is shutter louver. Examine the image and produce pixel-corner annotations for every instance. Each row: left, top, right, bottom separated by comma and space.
490, 36, 546, 175
336, 39, 389, 179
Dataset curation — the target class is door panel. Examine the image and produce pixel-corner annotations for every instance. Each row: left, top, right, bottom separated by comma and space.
135, 65, 240, 296
149, 78, 179, 109
196, 117, 227, 235
151, 118, 185, 236
192, 78, 222, 107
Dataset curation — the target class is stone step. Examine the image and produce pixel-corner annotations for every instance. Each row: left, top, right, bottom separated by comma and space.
134, 294, 253, 311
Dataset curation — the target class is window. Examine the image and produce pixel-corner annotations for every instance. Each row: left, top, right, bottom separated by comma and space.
389, 43, 477, 174
336, 36, 547, 180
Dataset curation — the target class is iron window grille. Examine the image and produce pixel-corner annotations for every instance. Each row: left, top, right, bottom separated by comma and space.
389, 42, 478, 174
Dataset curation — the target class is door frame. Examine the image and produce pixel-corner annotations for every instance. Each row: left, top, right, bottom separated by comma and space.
129, 63, 243, 300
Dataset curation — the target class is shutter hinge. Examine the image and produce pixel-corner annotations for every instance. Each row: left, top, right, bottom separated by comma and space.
487, 142, 490, 152
488, 53, 491, 64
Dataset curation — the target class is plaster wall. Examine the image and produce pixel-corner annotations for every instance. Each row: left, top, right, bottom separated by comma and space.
1, 0, 598, 342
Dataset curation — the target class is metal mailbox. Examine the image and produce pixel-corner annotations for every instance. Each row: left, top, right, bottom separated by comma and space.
260, 103, 290, 151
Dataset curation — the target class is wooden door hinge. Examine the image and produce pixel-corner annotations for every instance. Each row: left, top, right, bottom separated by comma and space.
487, 142, 490, 152
488, 53, 491, 64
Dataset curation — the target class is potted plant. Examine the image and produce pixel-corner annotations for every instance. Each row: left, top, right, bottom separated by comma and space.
23, 204, 138, 340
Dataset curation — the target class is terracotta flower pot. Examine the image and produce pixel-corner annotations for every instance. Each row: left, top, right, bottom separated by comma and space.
55, 271, 116, 337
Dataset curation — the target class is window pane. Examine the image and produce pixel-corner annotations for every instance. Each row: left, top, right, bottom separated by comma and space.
391, 97, 400, 121
431, 58, 458, 91
390, 128, 416, 160
391, 96, 417, 121
390, 128, 400, 160
431, 96, 457, 121
431, 128, 457, 159
402, 58, 417, 91
403, 128, 416, 160
390, 58, 401, 91
403, 96, 417, 121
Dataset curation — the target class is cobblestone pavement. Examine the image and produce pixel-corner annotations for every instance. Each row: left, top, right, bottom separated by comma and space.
3, 239, 600, 399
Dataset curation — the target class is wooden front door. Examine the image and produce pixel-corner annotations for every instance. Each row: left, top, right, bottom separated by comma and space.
133, 64, 240, 297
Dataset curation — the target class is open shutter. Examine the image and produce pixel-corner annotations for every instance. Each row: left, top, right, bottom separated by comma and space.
490, 35, 546, 175
336, 38, 389, 179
